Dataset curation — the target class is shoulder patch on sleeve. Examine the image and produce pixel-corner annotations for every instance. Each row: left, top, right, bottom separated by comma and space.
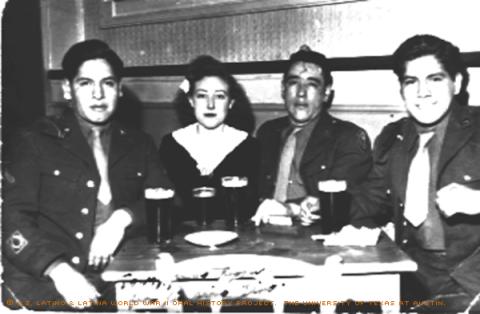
3, 169, 16, 184
7, 231, 29, 255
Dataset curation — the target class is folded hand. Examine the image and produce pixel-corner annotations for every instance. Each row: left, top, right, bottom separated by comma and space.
89, 209, 132, 269
251, 199, 289, 226
299, 196, 321, 226
437, 183, 480, 216
49, 262, 100, 309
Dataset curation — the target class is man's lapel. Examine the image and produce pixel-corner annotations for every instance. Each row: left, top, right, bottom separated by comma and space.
108, 122, 136, 168
438, 104, 475, 176
301, 113, 334, 167
54, 110, 96, 167
392, 119, 418, 203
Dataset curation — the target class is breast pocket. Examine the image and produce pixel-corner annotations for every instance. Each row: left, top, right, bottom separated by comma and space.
39, 163, 82, 212
442, 152, 480, 189
113, 167, 145, 200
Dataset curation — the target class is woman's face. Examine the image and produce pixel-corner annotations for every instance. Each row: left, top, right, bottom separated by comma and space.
189, 76, 233, 130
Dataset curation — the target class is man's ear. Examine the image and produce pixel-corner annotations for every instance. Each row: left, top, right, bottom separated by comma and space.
323, 86, 333, 102
62, 79, 72, 100
281, 82, 286, 101
118, 80, 123, 97
399, 85, 405, 100
454, 73, 462, 95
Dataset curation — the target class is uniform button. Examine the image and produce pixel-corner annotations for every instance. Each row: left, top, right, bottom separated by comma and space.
402, 239, 408, 245
120, 129, 126, 135
288, 180, 293, 184
64, 128, 70, 133
53, 170, 61, 176
399, 202, 404, 208
86, 180, 95, 188
386, 189, 391, 195
137, 172, 142, 177
464, 175, 472, 182
71, 256, 80, 264
396, 134, 404, 141
75, 232, 84, 240
403, 221, 408, 227
320, 165, 326, 170
81, 208, 89, 215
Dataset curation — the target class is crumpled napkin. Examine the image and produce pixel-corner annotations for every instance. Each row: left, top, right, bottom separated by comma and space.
311, 224, 381, 246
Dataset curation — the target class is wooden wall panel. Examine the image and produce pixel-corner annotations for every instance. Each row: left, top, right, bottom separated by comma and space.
41, 0, 480, 69
42, 0, 480, 146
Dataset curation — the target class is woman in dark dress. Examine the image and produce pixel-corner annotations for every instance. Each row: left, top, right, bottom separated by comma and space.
159, 55, 259, 224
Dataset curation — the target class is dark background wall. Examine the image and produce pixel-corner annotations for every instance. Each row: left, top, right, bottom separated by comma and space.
2, 0, 45, 143
2, 0, 480, 147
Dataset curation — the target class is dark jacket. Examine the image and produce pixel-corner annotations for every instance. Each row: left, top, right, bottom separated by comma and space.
159, 133, 260, 222
257, 112, 372, 199
350, 103, 480, 296
2, 109, 171, 303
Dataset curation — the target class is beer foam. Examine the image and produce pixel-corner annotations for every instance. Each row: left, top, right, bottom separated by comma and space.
221, 176, 248, 188
192, 186, 216, 198
145, 188, 175, 199
318, 180, 347, 192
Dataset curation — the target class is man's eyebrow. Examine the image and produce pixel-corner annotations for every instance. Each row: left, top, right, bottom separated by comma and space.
285, 75, 323, 83
401, 75, 417, 81
74, 76, 90, 81
307, 77, 322, 84
427, 72, 447, 78
285, 74, 300, 81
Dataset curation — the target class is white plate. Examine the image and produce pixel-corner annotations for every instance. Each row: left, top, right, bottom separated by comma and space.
184, 230, 238, 248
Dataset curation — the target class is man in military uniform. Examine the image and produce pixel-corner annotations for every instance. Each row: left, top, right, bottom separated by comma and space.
2, 39, 171, 310
350, 34, 480, 311
252, 46, 372, 226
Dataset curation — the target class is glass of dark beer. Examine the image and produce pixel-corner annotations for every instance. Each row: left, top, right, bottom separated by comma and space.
221, 176, 248, 229
317, 180, 350, 234
145, 188, 175, 243
192, 186, 216, 227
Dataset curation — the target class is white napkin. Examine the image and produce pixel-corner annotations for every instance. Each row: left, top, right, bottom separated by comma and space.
311, 224, 381, 246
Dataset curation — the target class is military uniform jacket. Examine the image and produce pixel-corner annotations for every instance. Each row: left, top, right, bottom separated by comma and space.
257, 112, 372, 199
350, 102, 480, 295
2, 109, 171, 298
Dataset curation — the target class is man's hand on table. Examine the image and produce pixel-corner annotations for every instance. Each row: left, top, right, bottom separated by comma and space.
298, 196, 321, 226
251, 199, 289, 226
437, 183, 480, 216
89, 208, 132, 269
251, 196, 321, 226
47, 262, 100, 309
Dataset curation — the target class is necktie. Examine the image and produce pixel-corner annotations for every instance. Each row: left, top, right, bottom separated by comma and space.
404, 131, 435, 227
92, 128, 112, 205
273, 128, 300, 202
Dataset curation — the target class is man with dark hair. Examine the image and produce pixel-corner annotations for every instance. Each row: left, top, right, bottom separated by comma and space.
2, 39, 171, 310
350, 34, 480, 311
252, 45, 372, 226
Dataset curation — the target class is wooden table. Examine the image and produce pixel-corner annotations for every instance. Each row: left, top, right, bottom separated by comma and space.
103, 221, 416, 313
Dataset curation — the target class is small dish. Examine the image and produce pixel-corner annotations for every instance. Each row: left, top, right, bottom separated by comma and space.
184, 230, 238, 250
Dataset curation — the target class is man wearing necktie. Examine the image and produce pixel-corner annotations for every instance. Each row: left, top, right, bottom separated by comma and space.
252, 46, 372, 226
2, 40, 172, 310
350, 35, 480, 312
